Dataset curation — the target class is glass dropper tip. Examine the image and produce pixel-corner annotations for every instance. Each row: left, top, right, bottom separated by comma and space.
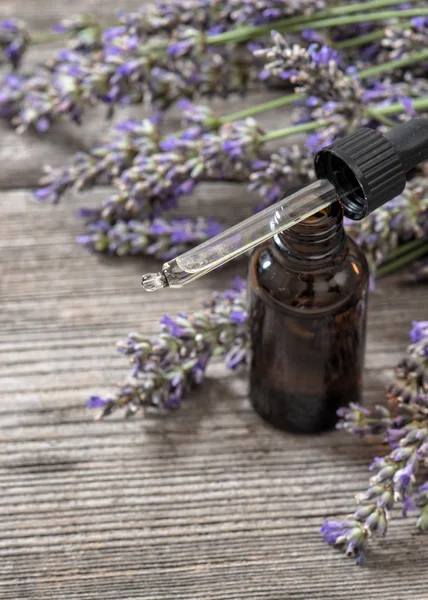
141, 272, 168, 292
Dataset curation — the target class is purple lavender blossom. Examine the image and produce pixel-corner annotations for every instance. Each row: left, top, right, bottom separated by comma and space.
34, 118, 159, 203
76, 216, 224, 259
345, 177, 428, 277
87, 279, 249, 418
321, 519, 368, 565
379, 18, 428, 75
248, 145, 314, 208
0, 19, 28, 68
99, 116, 264, 222
323, 320, 428, 563
336, 403, 391, 438
255, 34, 364, 147
409, 321, 428, 344
118, 0, 326, 34
53, 14, 101, 51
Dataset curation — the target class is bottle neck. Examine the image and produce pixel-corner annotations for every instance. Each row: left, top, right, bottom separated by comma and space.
273, 201, 346, 264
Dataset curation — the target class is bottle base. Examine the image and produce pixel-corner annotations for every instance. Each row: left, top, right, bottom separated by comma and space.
249, 378, 361, 434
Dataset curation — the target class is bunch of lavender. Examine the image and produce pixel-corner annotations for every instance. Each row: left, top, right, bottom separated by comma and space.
361, 75, 428, 118
249, 144, 314, 208
1, 0, 312, 128
88, 277, 249, 418
255, 32, 365, 150
3, 1, 428, 129
99, 116, 264, 221
53, 14, 102, 52
34, 118, 160, 203
378, 16, 428, 75
119, 0, 325, 33
344, 176, 428, 277
0, 19, 28, 68
76, 216, 223, 259
321, 320, 428, 565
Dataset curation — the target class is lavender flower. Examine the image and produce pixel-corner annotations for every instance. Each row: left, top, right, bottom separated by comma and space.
322, 321, 428, 564
0, 19, 28, 68
255, 33, 365, 149
362, 75, 428, 119
345, 176, 428, 276
336, 403, 391, 438
34, 118, 159, 203
76, 216, 224, 259
99, 116, 264, 221
0, 53, 100, 132
119, 0, 326, 34
248, 144, 314, 208
379, 17, 428, 75
53, 14, 102, 52
88, 278, 249, 418
0, 0, 330, 128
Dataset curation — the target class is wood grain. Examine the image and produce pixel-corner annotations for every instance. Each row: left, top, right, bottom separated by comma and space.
1, 1, 427, 599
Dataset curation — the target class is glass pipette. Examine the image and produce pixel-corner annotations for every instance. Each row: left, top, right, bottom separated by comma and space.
141, 179, 338, 291
141, 118, 428, 292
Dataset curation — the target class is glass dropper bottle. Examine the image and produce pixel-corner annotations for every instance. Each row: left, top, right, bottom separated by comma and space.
142, 118, 428, 292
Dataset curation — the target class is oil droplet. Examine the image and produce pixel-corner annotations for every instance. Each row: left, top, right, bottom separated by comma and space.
141, 272, 168, 292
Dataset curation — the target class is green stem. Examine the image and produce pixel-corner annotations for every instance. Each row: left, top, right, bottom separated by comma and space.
32, 31, 66, 44
261, 121, 323, 142
358, 48, 428, 78
377, 241, 428, 278
30, 0, 420, 46
365, 109, 396, 127
370, 97, 428, 116
219, 93, 304, 124
335, 21, 412, 49
384, 237, 428, 261
218, 91, 428, 145
209, 8, 428, 45
210, 93, 428, 145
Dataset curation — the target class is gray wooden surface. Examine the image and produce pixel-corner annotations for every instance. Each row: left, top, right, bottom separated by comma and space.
1, 2, 427, 599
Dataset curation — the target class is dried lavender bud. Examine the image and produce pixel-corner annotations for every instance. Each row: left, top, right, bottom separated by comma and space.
362, 75, 428, 120
322, 321, 428, 564
76, 216, 224, 259
0, 52, 101, 132
54, 14, 102, 52
379, 17, 428, 76
33, 118, 159, 203
0, 0, 329, 128
336, 403, 392, 438
248, 144, 314, 208
119, 0, 326, 34
345, 176, 428, 275
100, 117, 264, 221
320, 519, 369, 565
0, 19, 28, 69
255, 33, 364, 149
88, 278, 249, 418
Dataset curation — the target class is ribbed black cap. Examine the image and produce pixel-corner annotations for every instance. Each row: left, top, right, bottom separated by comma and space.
314, 127, 406, 220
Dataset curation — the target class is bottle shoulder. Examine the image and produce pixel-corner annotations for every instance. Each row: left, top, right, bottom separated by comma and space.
249, 236, 368, 315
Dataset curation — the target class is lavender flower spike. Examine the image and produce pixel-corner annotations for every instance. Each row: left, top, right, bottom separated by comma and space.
76, 216, 224, 259
88, 279, 249, 418
0, 19, 28, 69
323, 320, 428, 564
34, 118, 159, 204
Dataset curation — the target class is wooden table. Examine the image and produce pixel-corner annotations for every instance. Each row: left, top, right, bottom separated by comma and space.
1, 2, 427, 598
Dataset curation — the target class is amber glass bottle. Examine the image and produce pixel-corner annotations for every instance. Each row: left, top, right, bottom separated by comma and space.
248, 201, 369, 434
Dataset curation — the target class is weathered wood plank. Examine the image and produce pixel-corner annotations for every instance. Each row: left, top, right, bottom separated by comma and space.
0, 181, 427, 600
0, 1, 427, 597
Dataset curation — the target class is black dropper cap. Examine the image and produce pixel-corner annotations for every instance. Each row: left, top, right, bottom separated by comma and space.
314, 118, 428, 220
